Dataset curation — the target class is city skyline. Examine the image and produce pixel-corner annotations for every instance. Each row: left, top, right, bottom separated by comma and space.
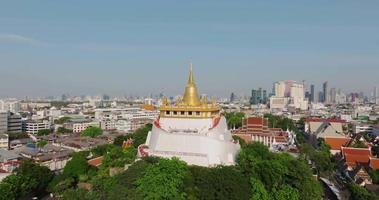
1, 1, 379, 97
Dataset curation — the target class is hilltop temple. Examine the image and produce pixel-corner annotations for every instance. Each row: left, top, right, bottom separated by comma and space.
139, 65, 240, 167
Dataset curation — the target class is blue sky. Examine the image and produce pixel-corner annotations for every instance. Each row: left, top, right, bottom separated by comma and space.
0, 1, 378, 98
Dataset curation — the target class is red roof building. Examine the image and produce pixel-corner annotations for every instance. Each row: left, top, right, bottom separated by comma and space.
324, 137, 351, 151
233, 117, 288, 147
369, 157, 379, 170
88, 156, 104, 168
341, 147, 372, 168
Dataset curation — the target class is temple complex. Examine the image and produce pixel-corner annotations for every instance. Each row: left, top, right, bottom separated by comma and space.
139, 65, 240, 167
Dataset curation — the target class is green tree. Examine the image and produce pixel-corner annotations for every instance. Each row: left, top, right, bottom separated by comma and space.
37, 140, 48, 151
0, 160, 53, 199
113, 124, 152, 147
136, 158, 188, 200
250, 178, 270, 200
348, 184, 377, 200
81, 127, 102, 138
37, 129, 51, 136
225, 112, 245, 129
369, 170, 379, 184
57, 127, 73, 134
272, 186, 299, 200
188, 166, 251, 200
63, 152, 94, 178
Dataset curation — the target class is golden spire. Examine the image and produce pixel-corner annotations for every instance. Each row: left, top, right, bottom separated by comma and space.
183, 63, 201, 106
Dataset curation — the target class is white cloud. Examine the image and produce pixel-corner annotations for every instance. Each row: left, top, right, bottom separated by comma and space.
0, 33, 44, 45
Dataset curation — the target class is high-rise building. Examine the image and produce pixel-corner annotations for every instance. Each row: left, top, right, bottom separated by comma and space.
250, 88, 267, 105
330, 88, 336, 104
323, 82, 328, 103
0, 111, 7, 133
230, 92, 236, 103
310, 84, 315, 103
7, 112, 22, 133
318, 91, 324, 103
270, 81, 308, 110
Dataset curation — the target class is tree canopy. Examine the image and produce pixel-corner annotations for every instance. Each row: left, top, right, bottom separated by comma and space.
224, 112, 245, 129
37, 129, 51, 136
0, 160, 54, 200
81, 127, 103, 138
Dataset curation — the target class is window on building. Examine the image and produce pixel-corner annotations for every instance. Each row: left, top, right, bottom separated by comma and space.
188, 111, 192, 115
196, 111, 200, 115
181, 111, 185, 115
166, 111, 170, 115
173, 111, 177, 115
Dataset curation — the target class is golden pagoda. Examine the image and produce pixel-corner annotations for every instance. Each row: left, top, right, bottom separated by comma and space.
159, 64, 220, 119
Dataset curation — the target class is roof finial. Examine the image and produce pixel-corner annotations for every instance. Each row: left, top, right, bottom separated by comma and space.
188, 62, 194, 84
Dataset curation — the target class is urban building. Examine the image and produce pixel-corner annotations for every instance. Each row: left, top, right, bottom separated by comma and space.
323, 81, 328, 103
310, 84, 315, 103
20, 144, 73, 171
304, 118, 349, 154
22, 120, 51, 134
141, 66, 240, 167
0, 149, 21, 173
269, 80, 308, 110
64, 120, 100, 133
7, 112, 22, 133
0, 111, 7, 133
250, 88, 268, 105
0, 100, 21, 113
0, 134, 9, 149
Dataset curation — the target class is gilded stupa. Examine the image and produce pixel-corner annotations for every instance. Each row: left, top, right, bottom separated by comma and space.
139, 64, 240, 167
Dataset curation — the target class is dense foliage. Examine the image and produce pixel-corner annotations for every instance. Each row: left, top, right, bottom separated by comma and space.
37, 129, 52, 136
6, 132, 29, 140
224, 112, 245, 129
238, 142, 323, 200
0, 160, 54, 200
136, 158, 188, 200
81, 127, 103, 138
57, 127, 73, 134
264, 114, 296, 131
113, 124, 152, 148
348, 184, 377, 200
298, 142, 334, 175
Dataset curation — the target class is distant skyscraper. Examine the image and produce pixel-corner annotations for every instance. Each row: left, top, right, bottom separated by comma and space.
373, 86, 378, 104
230, 92, 236, 103
322, 82, 328, 103
102, 94, 110, 101
318, 91, 324, 103
250, 88, 267, 105
310, 84, 315, 103
330, 88, 336, 104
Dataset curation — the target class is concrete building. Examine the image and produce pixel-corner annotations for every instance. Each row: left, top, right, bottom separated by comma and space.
0, 100, 20, 113
310, 84, 315, 103
323, 81, 328, 103
22, 120, 51, 134
269, 80, 308, 110
0, 111, 7, 133
0, 134, 9, 149
250, 88, 268, 105
64, 120, 100, 133
7, 112, 22, 133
